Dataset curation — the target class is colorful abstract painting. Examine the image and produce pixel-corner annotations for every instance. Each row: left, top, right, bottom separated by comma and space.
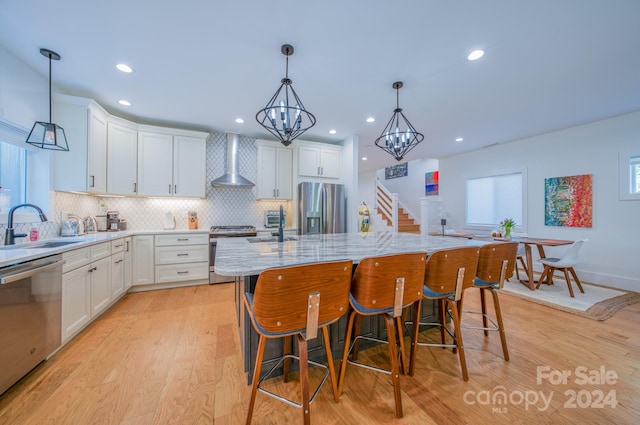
425, 171, 439, 196
544, 174, 593, 227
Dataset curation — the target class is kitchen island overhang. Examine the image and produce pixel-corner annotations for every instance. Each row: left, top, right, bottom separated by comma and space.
214, 232, 487, 383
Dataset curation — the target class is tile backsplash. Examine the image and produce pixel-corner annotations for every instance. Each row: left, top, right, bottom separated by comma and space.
0, 132, 291, 243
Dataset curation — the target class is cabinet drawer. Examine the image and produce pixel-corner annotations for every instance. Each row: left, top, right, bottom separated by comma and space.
63, 247, 91, 273
154, 245, 208, 265
90, 242, 111, 261
154, 262, 208, 283
154, 233, 208, 246
110, 238, 126, 254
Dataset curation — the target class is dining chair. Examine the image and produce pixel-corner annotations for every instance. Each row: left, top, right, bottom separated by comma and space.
511, 232, 528, 281
244, 259, 353, 425
408, 246, 480, 381
461, 242, 518, 361
536, 239, 588, 297
338, 252, 426, 418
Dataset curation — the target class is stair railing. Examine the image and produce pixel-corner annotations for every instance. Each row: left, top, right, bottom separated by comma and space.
376, 180, 399, 231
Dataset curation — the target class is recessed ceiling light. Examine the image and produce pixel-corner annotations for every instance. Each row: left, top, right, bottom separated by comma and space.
455, 137, 463, 142
366, 117, 375, 123
118, 99, 131, 106
116, 63, 133, 73
362, 157, 368, 161
329, 129, 336, 135
467, 50, 484, 61
235, 118, 244, 124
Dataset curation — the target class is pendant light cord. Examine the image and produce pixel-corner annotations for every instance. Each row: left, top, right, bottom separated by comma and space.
48, 53, 52, 123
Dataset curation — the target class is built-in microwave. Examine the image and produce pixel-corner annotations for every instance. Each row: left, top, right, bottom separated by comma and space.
265, 210, 286, 228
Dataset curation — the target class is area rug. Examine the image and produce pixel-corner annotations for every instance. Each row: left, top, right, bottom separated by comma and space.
500, 277, 640, 320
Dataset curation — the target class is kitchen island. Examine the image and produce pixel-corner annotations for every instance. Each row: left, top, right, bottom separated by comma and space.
214, 232, 486, 383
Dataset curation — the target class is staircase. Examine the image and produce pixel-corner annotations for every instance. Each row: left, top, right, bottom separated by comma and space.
377, 207, 421, 233
375, 180, 421, 233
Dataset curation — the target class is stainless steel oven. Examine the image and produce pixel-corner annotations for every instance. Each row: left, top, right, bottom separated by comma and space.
209, 226, 256, 284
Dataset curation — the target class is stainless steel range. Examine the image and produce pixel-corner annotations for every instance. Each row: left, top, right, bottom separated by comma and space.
209, 225, 257, 283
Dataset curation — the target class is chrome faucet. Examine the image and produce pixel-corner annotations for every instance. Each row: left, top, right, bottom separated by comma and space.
278, 204, 284, 243
4, 204, 48, 245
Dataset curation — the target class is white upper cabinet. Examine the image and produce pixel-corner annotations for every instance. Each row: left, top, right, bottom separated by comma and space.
53, 95, 108, 193
137, 130, 207, 198
107, 121, 138, 195
137, 132, 174, 197
173, 136, 207, 198
297, 142, 341, 179
256, 140, 293, 199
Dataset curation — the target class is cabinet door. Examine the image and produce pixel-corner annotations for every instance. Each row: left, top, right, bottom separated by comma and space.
87, 106, 108, 193
132, 235, 155, 286
256, 144, 277, 199
123, 237, 132, 290
62, 265, 91, 343
275, 147, 293, 199
298, 146, 320, 177
90, 256, 112, 317
107, 122, 138, 195
137, 132, 174, 196
111, 251, 125, 299
173, 136, 206, 197
319, 148, 340, 179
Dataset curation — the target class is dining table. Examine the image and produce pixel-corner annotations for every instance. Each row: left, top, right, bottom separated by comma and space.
496, 236, 574, 290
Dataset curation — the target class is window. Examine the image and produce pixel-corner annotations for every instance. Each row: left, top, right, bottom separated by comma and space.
0, 140, 27, 210
466, 172, 524, 228
619, 151, 640, 201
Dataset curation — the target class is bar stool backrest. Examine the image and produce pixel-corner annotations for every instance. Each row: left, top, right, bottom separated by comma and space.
252, 260, 353, 336
424, 247, 480, 300
351, 252, 426, 313
477, 242, 519, 287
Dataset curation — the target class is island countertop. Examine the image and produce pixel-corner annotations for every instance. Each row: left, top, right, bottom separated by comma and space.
214, 231, 486, 276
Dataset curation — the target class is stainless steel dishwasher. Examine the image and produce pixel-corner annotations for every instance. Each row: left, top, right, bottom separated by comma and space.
0, 254, 64, 395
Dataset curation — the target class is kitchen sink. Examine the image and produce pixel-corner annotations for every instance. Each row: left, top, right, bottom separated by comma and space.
246, 236, 298, 243
0, 240, 81, 250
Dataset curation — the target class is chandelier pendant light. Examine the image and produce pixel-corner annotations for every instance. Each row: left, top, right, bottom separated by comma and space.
25, 48, 69, 151
374, 81, 424, 161
256, 44, 316, 146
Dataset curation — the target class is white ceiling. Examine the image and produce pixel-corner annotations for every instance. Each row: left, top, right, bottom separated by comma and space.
1, 0, 639, 172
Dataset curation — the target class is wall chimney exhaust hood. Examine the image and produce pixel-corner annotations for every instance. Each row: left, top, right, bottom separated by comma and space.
211, 133, 255, 187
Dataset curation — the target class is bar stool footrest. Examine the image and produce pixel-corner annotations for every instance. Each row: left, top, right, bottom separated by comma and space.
346, 335, 393, 375
406, 320, 458, 348
257, 354, 330, 408
461, 310, 500, 332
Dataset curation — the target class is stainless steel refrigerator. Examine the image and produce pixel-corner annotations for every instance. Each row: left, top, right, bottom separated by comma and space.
298, 182, 347, 235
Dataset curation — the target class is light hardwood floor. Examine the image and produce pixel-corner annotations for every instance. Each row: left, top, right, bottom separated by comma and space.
1, 282, 638, 424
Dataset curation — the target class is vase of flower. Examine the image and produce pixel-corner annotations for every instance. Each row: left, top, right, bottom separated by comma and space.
500, 218, 515, 240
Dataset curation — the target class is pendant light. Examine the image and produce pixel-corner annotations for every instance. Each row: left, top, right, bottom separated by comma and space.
255, 44, 316, 146
25, 48, 69, 151
374, 81, 423, 161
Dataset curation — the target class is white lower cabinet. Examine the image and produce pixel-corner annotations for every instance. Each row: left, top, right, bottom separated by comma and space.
62, 241, 114, 343
123, 237, 133, 291
111, 251, 125, 300
132, 235, 155, 286
153, 233, 209, 285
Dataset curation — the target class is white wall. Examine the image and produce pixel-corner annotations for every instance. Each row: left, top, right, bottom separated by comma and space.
375, 158, 439, 220
340, 135, 359, 233
0, 44, 48, 128
439, 111, 640, 291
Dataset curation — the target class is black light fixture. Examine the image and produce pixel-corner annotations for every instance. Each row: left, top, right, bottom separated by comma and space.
374, 81, 424, 161
255, 44, 316, 146
25, 48, 69, 151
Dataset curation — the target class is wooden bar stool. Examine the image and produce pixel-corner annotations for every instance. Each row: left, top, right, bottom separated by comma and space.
337, 252, 426, 418
461, 242, 518, 361
408, 246, 480, 381
243, 259, 353, 425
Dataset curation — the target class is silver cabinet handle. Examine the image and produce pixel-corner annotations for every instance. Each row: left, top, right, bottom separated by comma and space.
133, 182, 137, 193
90, 175, 95, 187
169, 184, 172, 194
125, 240, 130, 252
177, 238, 189, 241
114, 259, 123, 264
174, 185, 177, 194
177, 253, 189, 257
88, 266, 97, 273
177, 271, 189, 275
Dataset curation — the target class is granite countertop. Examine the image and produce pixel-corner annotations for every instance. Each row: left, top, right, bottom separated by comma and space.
0, 228, 210, 268
214, 231, 487, 277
